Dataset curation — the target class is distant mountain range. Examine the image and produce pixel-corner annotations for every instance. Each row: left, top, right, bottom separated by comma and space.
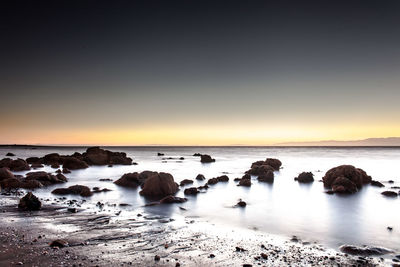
276, 137, 400, 146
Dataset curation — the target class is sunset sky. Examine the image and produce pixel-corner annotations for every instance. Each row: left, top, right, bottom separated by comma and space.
1, 1, 400, 145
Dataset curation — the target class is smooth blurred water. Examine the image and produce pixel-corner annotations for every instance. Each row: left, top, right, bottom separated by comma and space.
2, 146, 400, 251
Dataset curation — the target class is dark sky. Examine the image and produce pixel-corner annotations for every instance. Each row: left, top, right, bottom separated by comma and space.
1, 1, 400, 145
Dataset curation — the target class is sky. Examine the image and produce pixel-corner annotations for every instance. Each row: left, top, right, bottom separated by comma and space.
1, 0, 400, 145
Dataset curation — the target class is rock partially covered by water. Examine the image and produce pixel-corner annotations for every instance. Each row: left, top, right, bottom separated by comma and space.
340, 245, 393, 256
0, 167, 14, 181
52, 185, 93, 197
160, 195, 187, 204
370, 180, 384, 187
25, 171, 67, 186
257, 171, 274, 183
6, 152, 15, 157
114, 171, 157, 188
381, 191, 398, 197
82, 147, 133, 165
18, 192, 41, 211
246, 158, 281, 176
322, 165, 372, 194
139, 172, 179, 198
0, 158, 30, 172
295, 172, 314, 183
200, 154, 215, 163
238, 178, 251, 187
180, 179, 194, 186
196, 174, 205, 180
207, 175, 229, 185
184, 187, 199, 195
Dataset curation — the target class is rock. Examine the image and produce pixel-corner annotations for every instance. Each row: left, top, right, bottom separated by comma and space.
31, 163, 44, 168
8, 159, 30, 172
67, 207, 78, 213
193, 153, 201, 157
62, 168, 71, 174
184, 187, 199, 195
139, 172, 179, 198
246, 164, 275, 176
21, 180, 44, 189
157, 153, 165, 156
25, 171, 67, 186
114, 171, 155, 188
0, 158, 12, 168
179, 157, 185, 160
258, 171, 274, 183
381, 191, 398, 197
26, 157, 41, 164
0, 167, 14, 181
0, 178, 23, 188
339, 245, 393, 256
295, 172, 314, 183
99, 178, 113, 182
322, 165, 372, 194
238, 178, 251, 187
154, 255, 160, 261
237, 200, 246, 207
180, 179, 194, 186
265, 158, 282, 170
51, 163, 60, 169
82, 147, 132, 165
207, 178, 218, 185
52, 185, 93, 197
160, 195, 187, 204
63, 157, 89, 170
6, 152, 15, 156
42, 153, 62, 165
49, 239, 68, 248
200, 154, 215, 163
196, 174, 205, 180
260, 253, 268, 259
18, 192, 41, 211
370, 180, 385, 187
217, 175, 229, 182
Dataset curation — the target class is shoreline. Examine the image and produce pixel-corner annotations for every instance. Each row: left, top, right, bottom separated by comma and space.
0, 194, 389, 267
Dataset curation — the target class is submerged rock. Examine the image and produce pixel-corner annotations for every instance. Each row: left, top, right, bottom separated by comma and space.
295, 172, 314, 183
340, 245, 393, 256
184, 187, 199, 195
381, 191, 398, 197
200, 154, 215, 163
52, 185, 93, 197
160, 195, 187, 204
322, 165, 372, 194
370, 180, 385, 187
180, 179, 194, 186
18, 192, 41, 211
139, 172, 179, 198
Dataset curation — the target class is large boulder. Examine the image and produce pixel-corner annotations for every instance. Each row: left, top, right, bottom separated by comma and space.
200, 154, 215, 163
62, 157, 89, 170
238, 178, 251, 187
258, 170, 274, 183
0, 167, 14, 181
114, 171, 157, 188
18, 192, 41, 211
139, 172, 179, 198
52, 185, 93, 197
42, 153, 63, 165
265, 158, 282, 171
8, 159, 30, 172
322, 165, 372, 194
294, 172, 314, 183
82, 147, 133, 166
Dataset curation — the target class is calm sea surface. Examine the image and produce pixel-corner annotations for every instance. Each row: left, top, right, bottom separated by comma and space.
2, 146, 400, 251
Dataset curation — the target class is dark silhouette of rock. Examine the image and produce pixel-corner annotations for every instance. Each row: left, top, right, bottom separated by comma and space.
370, 180, 385, 187
25, 171, 66, 186
62, 168, 71, 174
295, 172, 314, 183
196, 174, 205, 180
381, 191, 398, 197
246, 164, 275, 176
51, 163, 60, 169
26, 157, 42, 164
265, 158, 282, 170
184, 187, 199, 195
200, 154, 215, 163
0, 158, 12, 168
8, 159, 30, 172
6, 152, 15, 157
340, 245, 393, 256
180, 179, 194, 186
207, 178, 218, 185
0, 178, 23, 189
43, 153, 62, 165
82, 147, 132, 165
114, 171, 156, 188
238, 178, 251, 187
157, 153, 165, 156
217, 175, 229, 182
0, 167, 14, 181
258, 171, 274, 183
49, 239, 68, 248
160, 195, 187, 204
62, 157, 89, 170
18, 192, 41, 211
237, 200, 247, 207
193, 153, 201, 157
139, 172, 179, 198
52, 185, 93, 197
322, 165, 372, 194
31, 163, 44, 168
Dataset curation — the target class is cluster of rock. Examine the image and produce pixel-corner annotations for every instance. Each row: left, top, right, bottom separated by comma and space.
0, 168, 67, 189
0, 158, 30, 171
24, 147, 133, 171
322, 165, 372, 194
234, 158, 282, 186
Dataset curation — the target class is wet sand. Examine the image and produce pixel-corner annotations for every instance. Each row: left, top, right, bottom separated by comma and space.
0, 193, 388, 267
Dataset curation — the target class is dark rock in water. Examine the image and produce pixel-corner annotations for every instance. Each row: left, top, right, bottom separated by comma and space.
62, 168, 71, 174
6, 152, 15, 157
217, 175, 229, 182
295, 172, 314, 183
184, 187, 199, 195
99, 178, 113, 182
339, 245, 393, 256
0, 167, 14, 181
265, 158, 282, 171
0, 178, 23, 189
154, 255, 160, 261
31, 163, 44, 168
237, 200, 246, 207
197, 184, 209, 190
246, 163, 275, 176
179, 157, 185, 160
322, 165, 372, 194
25, 171, 67, 186
387, 226, 393, 231
381, 191, 398, 197
180, 179, 194, 186
196, 174, 205, 180
160, 195, 187, 204
114, 171, 156, 188
56, 169, 62, 174
200, 154, 215, 163
67, 207, 78, 213
193, 153, 201, 157
82, 146, 133, 166
242, 174, 251, 180
370, 180, 385, 187
139, 172, 179, 197
18, 192, 41, 211
63, 157, 89, 170
49, 239, 68, 248
26, 157, 41, 164
258, 171, 274, 183
207, 178, 218, 185
325, 190, 334, 195
8, 159, 30, 172
234, 178, 241, 182
388, 180, 394, 183
52, 185, 93, 197
157, 153, 165, 156
51, 163, 60, 169
238, 178, 251, 187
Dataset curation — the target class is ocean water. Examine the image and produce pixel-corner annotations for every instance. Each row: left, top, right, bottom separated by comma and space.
2, 146, 400, 252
